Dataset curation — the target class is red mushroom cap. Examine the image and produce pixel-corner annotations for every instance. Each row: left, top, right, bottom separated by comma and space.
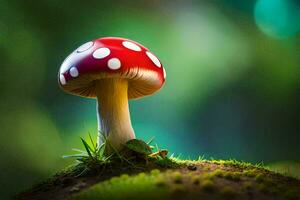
58, 37, 166, 99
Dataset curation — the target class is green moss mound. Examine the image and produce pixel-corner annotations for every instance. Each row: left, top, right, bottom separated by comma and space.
71, 171, 168, 200
18, 158, 300, 200
71, 160, 300, 200
16, 138, 300, 200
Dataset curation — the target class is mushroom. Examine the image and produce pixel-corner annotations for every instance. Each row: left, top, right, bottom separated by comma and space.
58, 37, 166, 150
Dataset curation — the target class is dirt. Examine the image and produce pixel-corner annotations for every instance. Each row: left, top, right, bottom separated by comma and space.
162, 162, 300, 200
16, 160, 167, 200
16, 161, 300, 200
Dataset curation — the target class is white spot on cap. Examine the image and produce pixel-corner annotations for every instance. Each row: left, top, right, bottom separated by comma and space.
70, 67, 79, 77
122, 41, 141, 51
60, 74, 66, 85
60, 54, 73, 74
107, 58, 121, 70
93, 48, 110, 59
163, 68, 166, 79
76, 41, 93, 53
146, 51, 161, 68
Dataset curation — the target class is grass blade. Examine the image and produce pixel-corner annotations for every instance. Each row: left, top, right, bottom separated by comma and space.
155, 143, 159, 152
81, 137, 93, 158
88, 132, 96, 151
72, 148, 86, 153
98, 142, 106, 160
62, 154, 86, 159
147, 136, 155, 145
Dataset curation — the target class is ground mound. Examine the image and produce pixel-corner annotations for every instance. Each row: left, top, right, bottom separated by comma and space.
17, 159, 300, 200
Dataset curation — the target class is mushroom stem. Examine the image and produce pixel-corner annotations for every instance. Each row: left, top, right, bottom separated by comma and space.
96, 78, 135, 150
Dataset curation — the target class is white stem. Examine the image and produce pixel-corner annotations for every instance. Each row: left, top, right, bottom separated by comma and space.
96, 78, 135, 150
96, 101, 105, 145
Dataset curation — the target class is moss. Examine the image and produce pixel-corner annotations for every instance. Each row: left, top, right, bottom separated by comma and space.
20, 156, 300, 200
191, 175, 201, 185
120, 174, 129, 180
268, 161, 300, 179
203, 166, 211, 171
171, 185, 186, 193
264, 177, 277, 187
201, 180, 214, 192
242, 169, 257, 177
222, 172, 239, 181
154, 177, 166, 187
154, 157, 179, 168
201, 172, 214, 180
257, 183, 268, 193
255, 173, 265, 182
172, 172, 183, 183
232, 172, 242, 181
242, 181, 252, 191
211, 159, 256, 169
187, 172, 194, 178
211, 169, 224, 177
210, 169, 241, 181
71, 173, 169, 200
110, 177, 119, 184
220, 186, 236, 199
150, 169, 160, 176
138, 172, 146, 178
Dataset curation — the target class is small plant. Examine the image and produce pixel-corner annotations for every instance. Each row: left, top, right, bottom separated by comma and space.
63, 134, 116, 175
63, 134, 174, 175
63, 134, 112, 165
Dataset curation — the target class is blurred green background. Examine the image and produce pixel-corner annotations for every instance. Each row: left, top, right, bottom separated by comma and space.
1, 0, 300, 199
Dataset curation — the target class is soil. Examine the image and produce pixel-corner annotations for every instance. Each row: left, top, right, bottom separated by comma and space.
16, 160, 300, 200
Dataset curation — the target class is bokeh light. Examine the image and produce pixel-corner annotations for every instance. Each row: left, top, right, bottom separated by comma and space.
254, 0, 300, 38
